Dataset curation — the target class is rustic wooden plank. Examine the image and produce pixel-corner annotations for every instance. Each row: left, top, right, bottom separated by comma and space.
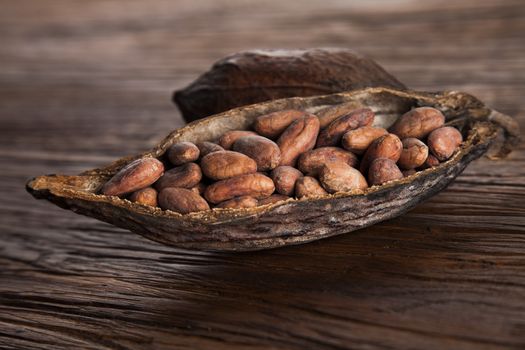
1, 0, 524, 349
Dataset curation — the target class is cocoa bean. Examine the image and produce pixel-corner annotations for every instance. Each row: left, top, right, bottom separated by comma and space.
277, 114, 320, 166
204, 173, 275, 204
295, 176, 328, 199
360, 133, 402, 174
158, 188, 209, 214
389, 107, 445, 139
218, 130, 258, 150
128, 187, 158, 207
341, 126, 388, 155
154, 163, 202, 191
419, 154, 440, 170
368, 158, 403, 186
196, 141, 224, 157
319, 163, 368, 193
316, 108, 374, 147
270, 166, 303, 196
101, 158, 164, 197
232, 135, 281, 171
167, 142, 200, 165
297, 147, 357, 176
398, 138, 429, 170
258, 194, 291, 205
316, 101, 368, 129
253, 109, 306, 139
428, 126, 463, 161
200, 150, 257, 180
216, 196, 258, 209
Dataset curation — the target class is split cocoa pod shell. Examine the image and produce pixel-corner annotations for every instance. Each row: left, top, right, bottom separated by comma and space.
173, 48, 406, 122
27, 87, 519, 251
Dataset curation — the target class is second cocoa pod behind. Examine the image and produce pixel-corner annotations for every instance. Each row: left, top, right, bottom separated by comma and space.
200, 150, 257, 180
277, 114, 320, 166
232, 135, 281, 171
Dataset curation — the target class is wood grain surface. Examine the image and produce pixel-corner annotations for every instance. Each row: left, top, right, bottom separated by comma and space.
1, 0, 524, 349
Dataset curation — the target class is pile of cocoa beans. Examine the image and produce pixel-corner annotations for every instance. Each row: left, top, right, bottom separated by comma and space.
101, 106, 463, 214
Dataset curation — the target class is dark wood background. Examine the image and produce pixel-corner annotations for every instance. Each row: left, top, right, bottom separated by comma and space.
1, 0, 524, 349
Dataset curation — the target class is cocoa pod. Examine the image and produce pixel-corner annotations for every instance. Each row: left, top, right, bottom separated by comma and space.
258, 194, 291, 205
200, 151, 257, 180
204, 173, 275, 204
368, 158, 403, 186
101, 158, 164, 197
196, 141, 224, 157
253, 109, 306, 139
173, 48, 406, 122
297, 147, 357, 176
167, 142, 200, 165
232, 135, 281, 171
295, 176, 328, 199
270, 166, 303, 196
216, 196, 258, 209
277, 114, 320, 166
341, 126, 388, 155
128, 187, 158, 207
158, 188, 209, 214
218, 130, 258, 150
154, 163, 202, 191
428, 126, 463, 161
319, 163, 368, 193
389, 107, 445, 139
360, 134, 403, 174
316, 108, 374, 147
398, 138, 429, 170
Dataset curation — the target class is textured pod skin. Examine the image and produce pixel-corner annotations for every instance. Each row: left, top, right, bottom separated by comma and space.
271, 166, 303, 196
398, 138, 429, 170
298, 147, 357, 176
316, 108, 374, 147
428, 126, 463, 161
27, 88, 517, 251
295, 176, 328, 199
360, 134, 403, 174
368, 158, 403, 186
200, 151, 257, 180
389, 107, 445, 139
128, 187, 158, 207
216, 196, 258, 209
167, 142, 200, 165
174, 49, 407, 122
232, 135, 281, 171
204, 173, 275, 204
158, 188, 210, 214
253, 109, 306, 139
218, 130, 258, 150
319, 163, 368, 193
154, 163, 202, 191
101, 158, 164, 197
277, 114, 320, 166
341, 126, 388, 155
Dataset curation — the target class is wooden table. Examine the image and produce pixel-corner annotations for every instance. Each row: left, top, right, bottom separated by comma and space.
1, 1, 524, 349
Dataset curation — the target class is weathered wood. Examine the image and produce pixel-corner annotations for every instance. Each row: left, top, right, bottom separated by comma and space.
1, 0, 525, 349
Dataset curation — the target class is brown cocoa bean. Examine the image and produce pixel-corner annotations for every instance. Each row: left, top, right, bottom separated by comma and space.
101, 158, 164, 197
154, 163, 202, 191
204, 173, 275, 204
253, 109, 306, 139
297, 147, 357, 176
402, 169, 417, 177
277, 114, 320, 166
190, 182, 206, 195
232, 135, 281, 171
428, 126, 463, 161
398, 138, 429, 170
200, 150, 257, 180
196, 141, 224, 157
270, 166, 303, 196
218, 130, 258, 150
316, 108, 374, 147
295, 176, 328, 199
167, 142, 200, 165
389, 107, 445, 139
128, 187, 158, 207
258, 194, 291, 205
419, 154, 440, 170
316, 101, 368, 129
216, 196, 258, 209
158, 188, 209, 214
368, 158, 403, 186
319, 163, 368, 193
360, 133, 402, 174
341, 126, 388, 155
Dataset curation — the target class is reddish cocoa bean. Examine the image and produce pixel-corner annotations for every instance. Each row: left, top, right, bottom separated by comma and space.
315, 101, 367, 129
128, 187, 158, 207
204, 173, 275, 204
316, 108, 374, 147
402, 169, 417, 177
341, 126, 388, 155
368, 158, 403, 186
258, 194, 291, 205
419, 154, 440, 170
295, 176, 328, 199
158, 188, 209, 214
216, 196, 258, 209
253, 109, 306, 139
218, 130, 258, 150
167, 142, 200, 165
101, 158, 164, 197
154, 163, 202, 191
398, 138, 429, 170
360, 134, 402, 174
319, 163, 368, 193
196, 141, 224, 157
270, 166, 303, 196
428, 126, 463, 161
297, 147, 357, 176
200, 151, 257, 180
277, 114, 320, 166
232, 135, 281, 171
389, 107, 445, 139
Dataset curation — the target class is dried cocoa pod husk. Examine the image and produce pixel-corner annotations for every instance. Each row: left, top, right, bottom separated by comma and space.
174, 49, 406, 122
27, 88, 519, 251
